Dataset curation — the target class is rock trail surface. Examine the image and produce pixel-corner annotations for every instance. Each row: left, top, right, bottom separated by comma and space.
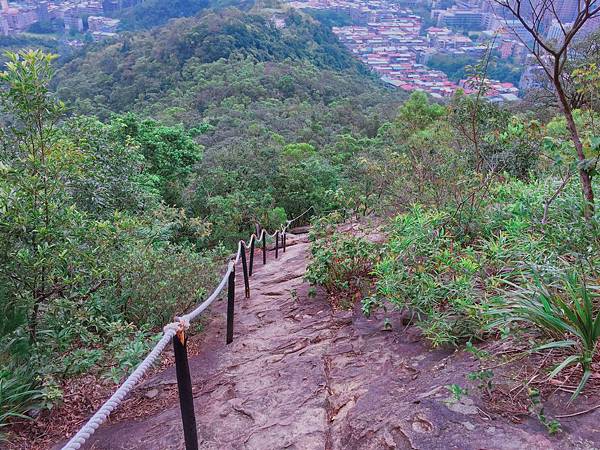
82, 232, 599, 450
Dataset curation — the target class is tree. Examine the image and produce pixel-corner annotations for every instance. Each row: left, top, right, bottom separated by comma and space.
492, 0, 600, 218
0, 50, 217, 382
110, 113, 203, 205
392, 91, 445, 139
0, 50, 69, 342
570, 31, 600, 113
62, 116, 154, 217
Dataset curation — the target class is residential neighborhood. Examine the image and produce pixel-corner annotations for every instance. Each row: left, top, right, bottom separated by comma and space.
286, 0, 599, 101
0, 0, 128, 41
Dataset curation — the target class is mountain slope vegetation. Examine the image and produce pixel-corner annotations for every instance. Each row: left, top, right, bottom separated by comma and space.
55, 8, 376, 119
1, 14, 409, 444
2, 3, 599, 447
52, 7, 406, 244
54, 9, 402, 191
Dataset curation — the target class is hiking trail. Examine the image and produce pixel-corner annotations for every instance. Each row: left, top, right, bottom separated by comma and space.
74, 231, 598, 450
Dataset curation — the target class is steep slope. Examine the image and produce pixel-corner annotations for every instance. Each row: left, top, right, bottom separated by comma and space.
112, 0, 212, 31
69, 232, 599, 450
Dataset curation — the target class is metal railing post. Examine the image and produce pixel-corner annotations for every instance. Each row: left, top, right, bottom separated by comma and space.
249, 236, 255, 277
173, 332, 199, 450
275, 231, 279, 259
283, 231, 286, 253
226, 267, 235, 344
262, 231, 267, 265
241, 245, 250, 299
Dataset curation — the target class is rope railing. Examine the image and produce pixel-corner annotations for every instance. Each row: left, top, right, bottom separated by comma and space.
61, 206, 314, 450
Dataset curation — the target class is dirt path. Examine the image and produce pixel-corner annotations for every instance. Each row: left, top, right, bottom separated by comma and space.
78, 232, 599, 450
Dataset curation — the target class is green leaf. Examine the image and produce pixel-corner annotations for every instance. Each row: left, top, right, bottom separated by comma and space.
534, 340, 577, 351
548, 355, 580, 380
570, 370, 592, 402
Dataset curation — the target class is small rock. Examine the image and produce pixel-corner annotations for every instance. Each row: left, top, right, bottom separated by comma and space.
382, 429, 396, 446
144, 388, 159, 399
412, 415, 434, 433
416, 385, 444, 400
444, 397, 479, 415
462, 421, 476, 431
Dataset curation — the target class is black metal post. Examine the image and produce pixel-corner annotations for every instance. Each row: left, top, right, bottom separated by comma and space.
173, 333, 199, 450
275, 231, 279, 259
241, 245, 250, 299
262, 231, 267, 265
226, 267, 235, 344
283, 232, 286, 253
249, 236, 255, 277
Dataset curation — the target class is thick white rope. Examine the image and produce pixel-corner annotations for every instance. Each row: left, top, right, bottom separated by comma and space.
61, 264, 233, 450
181, 262, 233, 323
61, 325, 178, 450
239, 205, 312, 252
60, 206, 314, 450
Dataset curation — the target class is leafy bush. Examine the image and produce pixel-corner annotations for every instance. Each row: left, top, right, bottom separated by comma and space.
364, 170, 599, 348
262, 207, 287, 231
305, 214, 378, 308
0, 367, 43, 441
365, 206, 487, 347
0, 50, 228, 420
115, 242, 224, 327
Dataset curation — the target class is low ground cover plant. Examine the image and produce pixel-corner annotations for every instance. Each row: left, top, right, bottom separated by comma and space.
305, 213, 379, 309
307, 175, 599, 404
494, 272, 600, 400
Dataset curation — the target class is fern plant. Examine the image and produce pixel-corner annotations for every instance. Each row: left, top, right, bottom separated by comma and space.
495, 272, 599, 400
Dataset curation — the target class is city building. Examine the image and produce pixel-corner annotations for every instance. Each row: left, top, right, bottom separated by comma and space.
288, 0, 523, 100
88, 15, 119, 33
64, 12, 83, 32
36, 1, 49, 21
546, 19, 572, 43
434, 7, 487, 30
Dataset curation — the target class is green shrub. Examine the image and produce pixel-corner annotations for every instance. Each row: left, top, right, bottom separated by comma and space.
364, 173, 599, 348
305, 214, 377, 308
115, 243, 224, 328
262, 206, 287, 232
365, 205, 487, 347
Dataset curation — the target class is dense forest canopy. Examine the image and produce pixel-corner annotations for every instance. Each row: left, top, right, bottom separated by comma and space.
50, 7, 406, 242
426, 52, 523, 86
0, 13, 410, 441
113, 0, 210, 30
54, 8, 373, 118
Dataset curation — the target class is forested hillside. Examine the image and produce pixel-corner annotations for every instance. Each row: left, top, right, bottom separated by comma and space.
55, 8, 375, 119
53, 7, 405, 244
111, 0, 256, 31
112, 0, 211, 31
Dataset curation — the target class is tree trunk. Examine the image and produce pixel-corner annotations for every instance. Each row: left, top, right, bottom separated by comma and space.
554, 67, 595, 219
561, 100, 595, 219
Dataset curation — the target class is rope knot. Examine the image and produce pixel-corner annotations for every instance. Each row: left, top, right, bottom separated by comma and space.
174, 316, 190, 332
163, 316, 190, 336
